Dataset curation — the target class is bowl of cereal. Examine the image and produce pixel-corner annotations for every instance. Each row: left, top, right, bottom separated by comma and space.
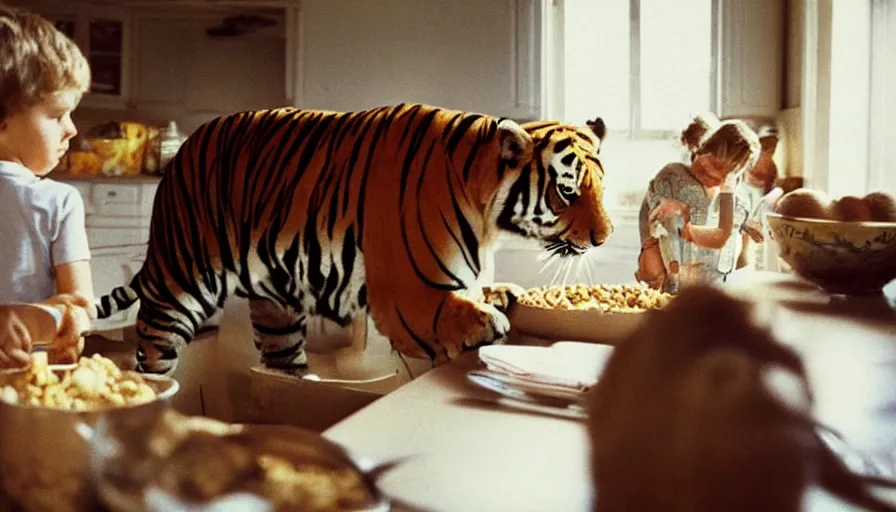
92, 410, 390, 512
505, 283, 673, 344
0, 353, 178, 512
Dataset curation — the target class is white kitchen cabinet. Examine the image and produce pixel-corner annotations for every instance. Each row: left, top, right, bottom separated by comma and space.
717, 0, 785, 120
9, 0, 133, 109
296, 0, 541, 120
129, 9, 288, 114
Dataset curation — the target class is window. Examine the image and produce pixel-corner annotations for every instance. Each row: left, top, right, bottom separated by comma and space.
548, 0, 718, 212
804, 0, 892, 196
869, 0, 896, 195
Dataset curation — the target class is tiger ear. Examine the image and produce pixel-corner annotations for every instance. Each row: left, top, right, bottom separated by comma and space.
587, 117, 607, 141
497, 119, 532, 165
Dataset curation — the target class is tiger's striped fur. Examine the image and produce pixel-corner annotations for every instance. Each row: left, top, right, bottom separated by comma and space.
96, 104, 612, 375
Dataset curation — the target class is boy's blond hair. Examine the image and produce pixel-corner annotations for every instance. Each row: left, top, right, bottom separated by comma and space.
0, 5, 90, 121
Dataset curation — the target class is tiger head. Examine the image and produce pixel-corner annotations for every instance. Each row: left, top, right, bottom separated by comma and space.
495, 117, 613, 256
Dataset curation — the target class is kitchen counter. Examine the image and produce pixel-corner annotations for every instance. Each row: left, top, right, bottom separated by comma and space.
50, 172, 162, 183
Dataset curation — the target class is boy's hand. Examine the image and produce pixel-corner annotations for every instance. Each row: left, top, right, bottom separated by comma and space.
0, 308, 32, 368
42, 294, 91, 365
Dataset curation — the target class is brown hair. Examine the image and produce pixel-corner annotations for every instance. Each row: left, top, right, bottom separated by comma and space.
0, 5, 90, 121
696, 120, 761, 175
679, 112, 720, 155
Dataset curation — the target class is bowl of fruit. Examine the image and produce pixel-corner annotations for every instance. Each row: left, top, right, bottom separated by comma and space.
766, 189, 896, 295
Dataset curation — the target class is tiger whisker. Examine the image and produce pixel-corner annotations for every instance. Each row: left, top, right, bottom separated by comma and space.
550, 255, 566, 286
538, 251, 558, 275
562, 257, 574, 285
584, 255, 596, 285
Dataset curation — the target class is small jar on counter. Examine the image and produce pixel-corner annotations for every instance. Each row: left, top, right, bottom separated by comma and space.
154, 121, 187, 173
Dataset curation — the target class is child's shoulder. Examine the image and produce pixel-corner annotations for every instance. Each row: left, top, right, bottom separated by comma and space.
32, 178, 84, 208
649, 162, 693, 189
35, 177, 80, 194
655, 162, 691, 180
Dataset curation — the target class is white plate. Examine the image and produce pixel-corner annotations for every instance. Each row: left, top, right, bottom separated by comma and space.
477, 342, 613, 390
466, 370, 588, 420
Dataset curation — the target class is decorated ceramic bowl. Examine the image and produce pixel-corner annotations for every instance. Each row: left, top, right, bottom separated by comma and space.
766, 212, 896, 295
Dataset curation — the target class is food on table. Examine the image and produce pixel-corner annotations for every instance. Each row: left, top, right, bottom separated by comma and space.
140, 413, 376, 512
517, 283, 673, 312
861, 191, 896, 222
775, 188, 896, 222
480, 283, 527, 312
774, 188, 833, 220
831, 195, 874, 222
256, 454, 373, 511
0, 352, 156, 410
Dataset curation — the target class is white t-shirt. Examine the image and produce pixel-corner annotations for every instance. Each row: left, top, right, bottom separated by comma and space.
0, 161, 91, 303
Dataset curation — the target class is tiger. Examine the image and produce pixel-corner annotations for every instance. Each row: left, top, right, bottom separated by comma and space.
95, 103, 613, 375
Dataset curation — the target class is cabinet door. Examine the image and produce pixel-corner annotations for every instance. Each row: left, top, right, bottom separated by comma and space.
6, 1, 132, 109
297, 0, 539, 120
81, 5, 132, 109
90, 244, 147, 296
718, 0, 784, 119
131, 10, 288, 113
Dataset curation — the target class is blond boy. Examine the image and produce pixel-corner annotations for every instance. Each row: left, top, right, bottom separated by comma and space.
0, 5, 95, 366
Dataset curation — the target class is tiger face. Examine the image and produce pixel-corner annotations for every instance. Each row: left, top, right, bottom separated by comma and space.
497, 118, 613, 256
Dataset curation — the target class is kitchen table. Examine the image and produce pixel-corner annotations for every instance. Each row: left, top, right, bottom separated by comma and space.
323, 271, 896, 512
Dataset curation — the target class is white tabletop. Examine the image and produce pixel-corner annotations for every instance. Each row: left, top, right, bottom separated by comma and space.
324, 272, 896, 512
324, 350, 593, 512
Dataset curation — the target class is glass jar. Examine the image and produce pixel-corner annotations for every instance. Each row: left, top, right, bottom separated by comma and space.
157, 121, 187, 172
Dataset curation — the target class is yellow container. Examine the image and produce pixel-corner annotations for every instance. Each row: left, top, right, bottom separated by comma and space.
67, 121, 152, 177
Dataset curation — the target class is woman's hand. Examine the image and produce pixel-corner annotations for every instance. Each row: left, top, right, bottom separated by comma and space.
0, 309, 31, 368
649, 199, 690, 224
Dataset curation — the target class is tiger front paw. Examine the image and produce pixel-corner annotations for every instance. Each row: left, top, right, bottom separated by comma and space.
438, 298, 510, 359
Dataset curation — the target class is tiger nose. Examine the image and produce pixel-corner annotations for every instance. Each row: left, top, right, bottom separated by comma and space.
590, 225, 613, 247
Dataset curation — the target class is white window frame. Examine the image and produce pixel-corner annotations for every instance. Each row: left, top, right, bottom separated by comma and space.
541, 0, 720, 140
868, 0, 895, 193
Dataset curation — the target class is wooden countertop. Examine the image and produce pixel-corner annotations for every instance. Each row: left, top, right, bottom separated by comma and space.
49, 172, 162, 184
324, 271, 896, 512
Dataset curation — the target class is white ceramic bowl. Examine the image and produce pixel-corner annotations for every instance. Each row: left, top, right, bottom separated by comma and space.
766, 212, 896, 295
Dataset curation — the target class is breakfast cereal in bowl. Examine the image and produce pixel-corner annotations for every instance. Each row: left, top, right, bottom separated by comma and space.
0, 353, 178, 512
518, 283, 672, 312
483, 283, 673, 344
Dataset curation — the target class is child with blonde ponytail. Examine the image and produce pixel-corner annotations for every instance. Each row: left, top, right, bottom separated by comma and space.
636, 114, 761, 292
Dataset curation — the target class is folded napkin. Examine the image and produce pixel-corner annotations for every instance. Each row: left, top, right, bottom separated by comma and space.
477, 342, 613, 391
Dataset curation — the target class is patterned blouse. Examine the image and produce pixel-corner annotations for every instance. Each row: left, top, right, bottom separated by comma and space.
639, 162, 751, 280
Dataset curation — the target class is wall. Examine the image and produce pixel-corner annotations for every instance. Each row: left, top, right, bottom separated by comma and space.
74, 8, 289, 136
786, 0, 804, 108
295, 0, 539, 120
